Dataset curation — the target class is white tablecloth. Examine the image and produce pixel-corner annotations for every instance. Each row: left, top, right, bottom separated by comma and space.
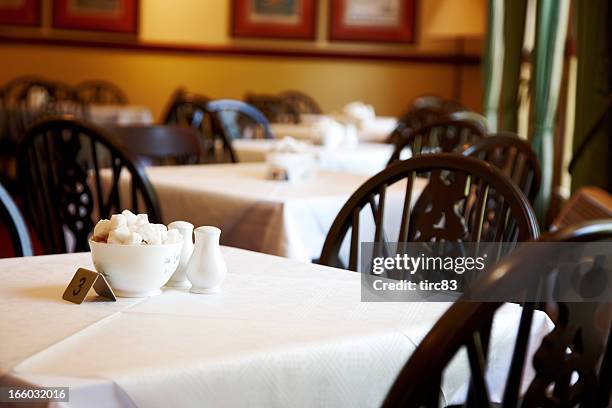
0, 251, 552, 408
142, 163, 414, 262
271, 115, 397, 144
232, 139, 393, 175
88, 105, 154, 126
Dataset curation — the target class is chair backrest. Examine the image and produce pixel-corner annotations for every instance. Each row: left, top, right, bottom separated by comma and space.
382, 220, 612, 408
244, 93, 299, 123
162, 92, 236, 163
388, 118, 488, 164
448, 110, 489, 130
0, 182, 32, 257
280, 90, 322, 115
107, 125, 203, 166
463, 133, 541, 204
319, 154, 539, 270
74, 80, 128, 105
207, 99, 273, 140
18, 117, 161, 254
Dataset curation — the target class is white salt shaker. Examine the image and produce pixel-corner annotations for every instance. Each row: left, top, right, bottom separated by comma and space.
166, 221, 194, 288
186, 226, 227, 294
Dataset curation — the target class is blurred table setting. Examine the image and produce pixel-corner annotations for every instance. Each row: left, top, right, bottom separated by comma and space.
270, 102, 397, 145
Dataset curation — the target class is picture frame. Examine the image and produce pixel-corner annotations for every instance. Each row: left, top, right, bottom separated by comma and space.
0, 0, 40, 26
52, 0, 139, 34
231, 0, 317, 40
329, 0, 416, 43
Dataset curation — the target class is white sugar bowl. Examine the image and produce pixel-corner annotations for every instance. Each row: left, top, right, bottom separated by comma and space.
90, 240, 182, 297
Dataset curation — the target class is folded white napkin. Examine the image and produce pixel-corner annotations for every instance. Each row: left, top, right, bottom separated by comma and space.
342, 102, 376, 126
266, 137, 316, 182
312, 118, 352, 150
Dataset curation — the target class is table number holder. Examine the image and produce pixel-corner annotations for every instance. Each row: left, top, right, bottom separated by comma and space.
62, 268, 116, 304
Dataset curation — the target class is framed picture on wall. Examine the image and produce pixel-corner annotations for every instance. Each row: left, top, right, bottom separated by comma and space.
231, 0, 317, 40
329, 0, 416, 43
53, 0, 139, 34
0, 0, 40, 26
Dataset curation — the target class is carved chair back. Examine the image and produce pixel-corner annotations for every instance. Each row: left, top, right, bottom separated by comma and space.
463, 133, 541, 204
388, 119, 487, 164
18, 117, 161, 254
319, 154, 539, 271
382, 220, 612, 408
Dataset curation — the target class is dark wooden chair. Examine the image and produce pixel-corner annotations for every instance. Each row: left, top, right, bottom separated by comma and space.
382, 219, 612, 408
448, 110, 489, 130
107, 125, 203, 165
0, 181, 32, 257
319, 154, 539, 271
388, 119, 488, 164
280, 90, 322, 115
463, 133, 541, 204
207, 99, 273, 140
244, 93, 299, 124
74, 80, 128, 105
161, 91, 236, 163
18, 117, 161, 254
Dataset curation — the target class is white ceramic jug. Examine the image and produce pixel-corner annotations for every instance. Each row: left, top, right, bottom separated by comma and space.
166, 221, 194, 288
185, 226, 227, 294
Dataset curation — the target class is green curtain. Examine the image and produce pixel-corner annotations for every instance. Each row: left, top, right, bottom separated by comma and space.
498, 0, 527, 132
570, 0, 612, 192
482, 0, 504, 132
530, 0, 570, 220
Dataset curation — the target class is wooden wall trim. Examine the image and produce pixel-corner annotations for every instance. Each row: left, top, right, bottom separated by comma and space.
0, 35, 481, 65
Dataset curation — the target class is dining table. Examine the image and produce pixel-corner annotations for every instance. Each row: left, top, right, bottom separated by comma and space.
128, 163, 424, 263
0, 249, 552, 407
231, 139, 394, 175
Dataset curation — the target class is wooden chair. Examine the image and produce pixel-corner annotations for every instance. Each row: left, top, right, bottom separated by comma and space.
388, 119, 487, 164
207, 99, 273, 140
0, 182, 32, 257
162, 92, 236, 163
463, 133, 541, 204
280, 90, 322, 115
18, 117, 161, 254
74, 80, 128, 105
107, 125, 204, 166
448, 110, 489, 131
244, 93, 299, 123
319, 154, 539, 270
382, 219, 612, 407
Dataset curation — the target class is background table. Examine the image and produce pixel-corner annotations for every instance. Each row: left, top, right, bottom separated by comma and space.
88, 105, 154, 126
0, 250, 552, 408
137, 163, 424, 262
232, 139, 393, 175
271, 115, 397, 144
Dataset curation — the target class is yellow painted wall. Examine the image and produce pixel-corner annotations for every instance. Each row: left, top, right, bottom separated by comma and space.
0, 0, 483, 119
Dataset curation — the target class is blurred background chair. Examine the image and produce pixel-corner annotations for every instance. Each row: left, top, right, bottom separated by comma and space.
18, 117, 161, 254
162, 90, 236, 163
208, 99, 273, 141
320, 154, 539, 270
108, 125, 203, 166
463, 133, 541, 204
280, 90, 322, 115
382, 220, 612, 408
74, 79, 128, 105
0, 181, 32, 257
388, 118, 487, 164
244, 92, 299, 124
